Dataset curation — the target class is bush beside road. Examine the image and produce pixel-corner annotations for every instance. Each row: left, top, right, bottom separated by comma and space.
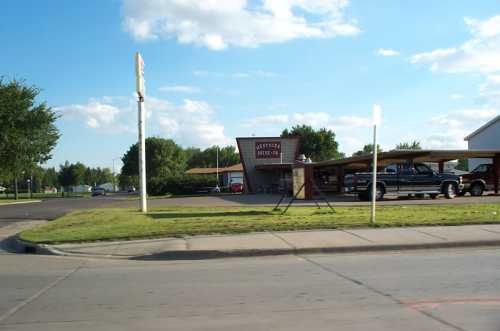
19, 204, 500, 244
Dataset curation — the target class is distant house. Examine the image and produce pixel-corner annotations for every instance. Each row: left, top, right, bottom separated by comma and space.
465, 115, 500, 170
71, 185, 92, 193
186, 163, 244, 187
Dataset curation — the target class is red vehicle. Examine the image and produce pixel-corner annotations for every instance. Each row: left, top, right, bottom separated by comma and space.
230, 182, 244, 193
461, 164, 495, 196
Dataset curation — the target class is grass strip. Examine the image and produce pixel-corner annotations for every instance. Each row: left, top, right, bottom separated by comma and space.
19, 204, 500, 244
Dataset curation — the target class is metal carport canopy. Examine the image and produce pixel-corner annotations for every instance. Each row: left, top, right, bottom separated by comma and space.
314, 149, 500, 169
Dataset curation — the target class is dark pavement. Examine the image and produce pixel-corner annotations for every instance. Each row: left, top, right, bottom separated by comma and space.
0, 194, 135, 224
2, 248, 500, 330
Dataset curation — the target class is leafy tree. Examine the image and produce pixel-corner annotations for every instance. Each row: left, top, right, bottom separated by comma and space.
187, 146, 239, 168
0, 79, 60, 198
57, 162, 86, 193
456, 158, 469, 171
42, 167, 58, 189
281, 125, 343, 161
352, 144, 382, 156
395, 141, 422, 150
121, 137, 187, 180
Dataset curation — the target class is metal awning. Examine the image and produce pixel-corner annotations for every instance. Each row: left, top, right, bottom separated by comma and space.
314, 150, 500, 169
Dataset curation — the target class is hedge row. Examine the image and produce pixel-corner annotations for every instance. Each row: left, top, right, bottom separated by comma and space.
147, 175, 218, 196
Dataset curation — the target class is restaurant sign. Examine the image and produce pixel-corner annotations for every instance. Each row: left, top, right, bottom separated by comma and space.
255, 141, 281, 159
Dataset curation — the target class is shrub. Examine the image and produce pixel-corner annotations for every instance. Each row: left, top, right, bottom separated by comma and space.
148, 175, 218, 196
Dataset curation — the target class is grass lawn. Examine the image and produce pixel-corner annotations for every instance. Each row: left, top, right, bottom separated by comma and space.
19, 204, 500, 244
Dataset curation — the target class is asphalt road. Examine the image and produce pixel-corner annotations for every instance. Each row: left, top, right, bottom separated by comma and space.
1, 248, 500, 330
0, 194, 135, 224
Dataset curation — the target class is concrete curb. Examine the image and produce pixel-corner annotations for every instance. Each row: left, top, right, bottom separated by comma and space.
0, 200, 41, 206
13, 237, 500, 260
10, 236, 56, 255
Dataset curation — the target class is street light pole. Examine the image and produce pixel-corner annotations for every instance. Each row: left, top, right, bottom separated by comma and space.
135, 52, 147, 213
112, 158, 120, 192
371, 105, 381, 225
216, 146, 220, 191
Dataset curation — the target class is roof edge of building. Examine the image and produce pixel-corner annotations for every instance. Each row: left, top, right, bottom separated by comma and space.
464, 115, 500, 141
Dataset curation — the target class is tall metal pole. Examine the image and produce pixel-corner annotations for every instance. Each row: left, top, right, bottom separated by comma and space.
138, 97, 147, 212
216, 146, 219, 190
371, 123, 378, 224
371, 105, 381, 224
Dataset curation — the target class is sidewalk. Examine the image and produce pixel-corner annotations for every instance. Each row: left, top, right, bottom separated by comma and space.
23, 223, 500, 260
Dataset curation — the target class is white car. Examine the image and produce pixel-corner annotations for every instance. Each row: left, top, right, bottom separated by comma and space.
0, 186, 6, 193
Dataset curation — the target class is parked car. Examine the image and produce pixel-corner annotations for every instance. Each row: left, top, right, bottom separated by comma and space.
0, 186, 6, 193
91, 187, 106, 196
230, 182, 244, 193
461, 163, 495, 196
344, 162, 464, 200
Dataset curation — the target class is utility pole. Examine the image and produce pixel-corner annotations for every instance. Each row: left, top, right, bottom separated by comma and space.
112, 158, 120, 192
135, 52, 147, 212
216, 146, 220, 192
371, 105, 381, 224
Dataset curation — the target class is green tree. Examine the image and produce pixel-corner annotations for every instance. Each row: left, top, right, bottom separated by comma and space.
121, 137, 187, 180
185, 146, 240, 169
42, 167, 58, 189
395, 141, 422, 150
0, 79, 60, 199
281, 125, 343, 161
83, 167, 95, 186
456, 158, 469, 171
352, 144, 382, 156
57, 162, 86, 194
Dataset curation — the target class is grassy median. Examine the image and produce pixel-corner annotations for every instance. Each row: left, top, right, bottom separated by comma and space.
19, 204, 500, 244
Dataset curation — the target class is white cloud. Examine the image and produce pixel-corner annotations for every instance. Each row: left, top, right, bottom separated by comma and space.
56, 101, 122, 129
411, 15, 500, 73
122, 0, 360, 50
242, 114, 290, 127
426, 108, 498, 148
57, 94, 233, 148
450, 93, 464, 100
375, 48, 400, 57
479, 74, 500, 107
158, 85, 201, 93
155, 99, 232, 148
242, 111, 374, 155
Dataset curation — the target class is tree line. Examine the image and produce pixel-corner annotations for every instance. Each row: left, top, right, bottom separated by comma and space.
0, 162, 116, 195
119, 137, 240, 191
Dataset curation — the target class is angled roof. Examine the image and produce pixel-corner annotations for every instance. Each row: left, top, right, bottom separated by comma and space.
464, 115, 500, 141
315, 149, 500, 170
185, 163, 243, 175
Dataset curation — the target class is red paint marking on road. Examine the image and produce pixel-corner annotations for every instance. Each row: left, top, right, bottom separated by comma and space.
403, 298, 500, 310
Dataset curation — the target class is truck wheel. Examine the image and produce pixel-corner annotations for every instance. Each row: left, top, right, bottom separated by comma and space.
444, 183, 457, 199
470, 183, 484, 197
429, 194, 438, 199
368, 184, 384, 201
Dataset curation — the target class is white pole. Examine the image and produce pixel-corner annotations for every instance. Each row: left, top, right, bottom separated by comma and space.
371, 124, 378, 224
216, 146, 219, 189
138, 98, 147, 212
371, 105, 381, 224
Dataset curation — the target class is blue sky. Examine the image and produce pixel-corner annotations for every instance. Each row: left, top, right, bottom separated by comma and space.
2, 0, 500, 170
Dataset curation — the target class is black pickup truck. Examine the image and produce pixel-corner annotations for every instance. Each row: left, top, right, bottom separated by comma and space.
344, 162, 464, 200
